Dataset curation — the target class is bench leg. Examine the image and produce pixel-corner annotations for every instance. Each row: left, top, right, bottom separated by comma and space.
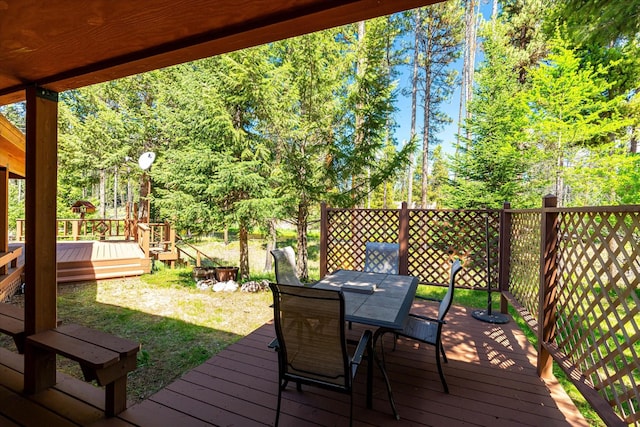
24, 344, 56, 394
105, 376, 128, 417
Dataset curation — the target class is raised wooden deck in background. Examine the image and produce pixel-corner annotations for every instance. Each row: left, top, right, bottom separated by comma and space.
9, 241, 150, 284
0, 303, 590, 426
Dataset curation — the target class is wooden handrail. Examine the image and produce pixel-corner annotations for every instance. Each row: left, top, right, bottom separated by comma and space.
137, 223, 151, 258
174, 236, 218, 267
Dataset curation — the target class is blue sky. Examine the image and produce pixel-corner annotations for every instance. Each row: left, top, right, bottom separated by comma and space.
392, 3, 493, 158
392, 60, 463, 157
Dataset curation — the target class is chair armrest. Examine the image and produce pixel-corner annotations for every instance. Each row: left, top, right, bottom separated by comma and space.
408, 313, 444, 324
350, 329, 372, 377
268, 337, 279, 350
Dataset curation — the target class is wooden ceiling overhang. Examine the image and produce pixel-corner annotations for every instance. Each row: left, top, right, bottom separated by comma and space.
0, 0, 441, 107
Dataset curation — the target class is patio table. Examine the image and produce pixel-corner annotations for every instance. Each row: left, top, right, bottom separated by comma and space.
314, 269, 419, 420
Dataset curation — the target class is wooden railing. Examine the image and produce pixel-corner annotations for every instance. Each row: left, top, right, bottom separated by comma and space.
174, 236, 219, 268
15, 218, 129, 241
320, 198, 639, 426
0, 246, 24, 301
503, 197, 639, 427
16, 218, 179, 268
137, 222, 178, 266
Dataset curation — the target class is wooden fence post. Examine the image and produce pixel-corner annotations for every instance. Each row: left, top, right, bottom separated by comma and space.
499, 202, 511, 314
398, 202, 409, 276
320, 203, 328, 278
72, 220, 80, 241
16, 220, 23, 241
537, 194, 559, 379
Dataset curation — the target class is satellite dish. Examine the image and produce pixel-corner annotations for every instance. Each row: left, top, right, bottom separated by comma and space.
138, 152, 156, 170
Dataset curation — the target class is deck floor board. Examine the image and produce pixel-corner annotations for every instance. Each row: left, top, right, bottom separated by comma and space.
0, 302, 590, 426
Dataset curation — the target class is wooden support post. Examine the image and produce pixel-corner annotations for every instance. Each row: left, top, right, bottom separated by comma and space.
320, 203, 328, 278
398, 201, 409, 276
0, 168, 8, 275
24, 86, 59, 394
498, 202, 511, 314
537, 194, 559, 379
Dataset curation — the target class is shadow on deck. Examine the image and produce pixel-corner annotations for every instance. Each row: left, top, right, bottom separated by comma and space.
0, 302, 589, 426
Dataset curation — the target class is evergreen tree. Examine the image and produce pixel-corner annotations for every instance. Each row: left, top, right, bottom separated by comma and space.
524, 35, 631, 206
413, 1, 464, 208
449, 18, 531, 208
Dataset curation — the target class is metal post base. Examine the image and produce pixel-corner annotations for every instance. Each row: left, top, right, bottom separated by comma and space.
471, 309, 510, 324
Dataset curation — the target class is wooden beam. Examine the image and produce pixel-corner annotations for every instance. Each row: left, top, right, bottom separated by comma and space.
0, 115, 26, 178
0, 0, 442, 106
24, 86, 58, 394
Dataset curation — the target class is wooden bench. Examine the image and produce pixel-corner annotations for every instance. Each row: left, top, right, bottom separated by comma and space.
0, 303, 26, 353
25, 323, 140, 416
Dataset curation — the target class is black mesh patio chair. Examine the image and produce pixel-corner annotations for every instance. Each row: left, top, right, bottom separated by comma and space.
364, 242, 399, 274
269, 283, 372, 427
271, 246, 305, 287
384, 259, 462, 393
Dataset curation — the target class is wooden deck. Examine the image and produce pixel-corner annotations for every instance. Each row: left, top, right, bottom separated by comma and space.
0, 302, 589, 426
9, 241, 150, 283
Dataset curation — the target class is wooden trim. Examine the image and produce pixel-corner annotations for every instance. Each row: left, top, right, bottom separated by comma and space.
541, 340, 627, 426
24, 86, 59, 394
0, 115, 26, 178
0, 168, 8, 275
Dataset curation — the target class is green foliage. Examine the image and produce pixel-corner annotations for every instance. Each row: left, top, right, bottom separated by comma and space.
524, 35, 632, 205
550, 0, 640, 46
449, 18, 531, 208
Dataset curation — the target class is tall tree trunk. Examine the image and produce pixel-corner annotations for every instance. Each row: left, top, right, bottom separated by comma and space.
421, 36, 433, 209
296, 201, 309, 281
138, 172, 150, 222
99, 169, 106, 217
461, 0, 478, 146
264, 219, 276, 272
239, 220, 249, 280
408, 9, 421, 207
352, 21, 367, 207
113, 166, 118, 219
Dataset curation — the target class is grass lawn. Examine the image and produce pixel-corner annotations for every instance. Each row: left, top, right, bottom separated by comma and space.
0, 266, 273, 407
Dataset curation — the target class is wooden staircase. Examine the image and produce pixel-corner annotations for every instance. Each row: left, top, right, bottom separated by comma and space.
57, 258, 150, 283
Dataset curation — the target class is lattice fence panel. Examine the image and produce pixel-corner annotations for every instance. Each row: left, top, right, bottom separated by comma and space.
554, 210, 640, 425
326, 209, 399, 273
407, 210, 499, 288
508, 211, 541, 323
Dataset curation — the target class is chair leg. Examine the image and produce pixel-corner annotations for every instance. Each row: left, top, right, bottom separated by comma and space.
435, 345, 449, 394
349, 391, 353, 427
440, 341, 448, 363
275, 382, 283, 426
